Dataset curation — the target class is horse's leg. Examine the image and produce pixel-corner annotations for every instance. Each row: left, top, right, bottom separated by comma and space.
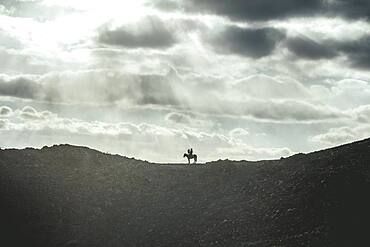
188, 157, 190, 164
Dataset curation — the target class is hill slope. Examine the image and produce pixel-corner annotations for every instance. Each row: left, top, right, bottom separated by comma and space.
0, 139, 370, 246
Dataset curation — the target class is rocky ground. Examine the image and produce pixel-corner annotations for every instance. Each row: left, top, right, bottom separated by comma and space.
0, 139, 370, 246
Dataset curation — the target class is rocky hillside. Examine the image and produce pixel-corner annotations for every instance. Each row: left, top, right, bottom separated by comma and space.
0, 139, 370, 246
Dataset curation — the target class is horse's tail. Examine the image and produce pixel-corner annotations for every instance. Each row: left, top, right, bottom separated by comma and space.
194, 154, 197, 162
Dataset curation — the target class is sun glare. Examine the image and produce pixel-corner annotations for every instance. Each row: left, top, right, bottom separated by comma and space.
42, 0, 148, 21
10, 1, 149, 60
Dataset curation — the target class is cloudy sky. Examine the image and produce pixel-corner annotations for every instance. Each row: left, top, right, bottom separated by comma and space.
0, 0, 370, 162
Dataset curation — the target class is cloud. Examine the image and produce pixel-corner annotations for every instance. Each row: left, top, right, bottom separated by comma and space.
0, 49, 50, 74
97, 16, 177, 49
0, 75, 41, 99
0, 70, 351, 123
165, 112, 191, 124
229, 128, 249, 139
284, 34, 370, 68
243, 99, 345, 122
311, 104, 370, 147
286, 36, 338, 60
231, 75, 311, 99
329, 0, 370, 20
217, 145, 292, 160
19, 106, 55, 120
0, 3, 11, 15
335, 35, 370, 69
310, 124, 370, 147
200, 96, 347, 122
153, 0, 370, 21
134, 73, 180, 105
0, 118, 8, 129
164, 112, 216, 128
19, 105, 39, 119
354, 105, 370, 123
0, 105, 12, 116
0, 31, 23, 49
322, 79, 370, 109
150, 0, 180, 11
311, 127, 357, 145
0, 0, 77, 21
153, 0, 322, 21
0, 70, 183, 107
207, 26, 285, 58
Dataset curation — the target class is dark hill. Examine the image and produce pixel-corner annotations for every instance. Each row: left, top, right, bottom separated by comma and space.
0, 140, 370, 246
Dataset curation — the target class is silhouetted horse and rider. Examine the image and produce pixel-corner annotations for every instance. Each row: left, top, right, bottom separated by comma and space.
183, 148, 197, 164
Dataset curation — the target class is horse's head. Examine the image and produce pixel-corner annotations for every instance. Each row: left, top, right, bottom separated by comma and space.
183, 153, 187, 158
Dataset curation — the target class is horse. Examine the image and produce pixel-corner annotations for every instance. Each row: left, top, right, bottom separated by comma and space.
183, 153, 197, 164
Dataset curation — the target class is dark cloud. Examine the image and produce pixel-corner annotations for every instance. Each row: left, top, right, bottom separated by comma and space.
0, 105, 12, 116
285, 34, 370, 67
286, 37, 338, 60
150, 0, 181, 11
98, 17, 176, 49
207, 27, 285, 58
164, 111, 216, 128
0, 70, 182, 107
165, 112, 191, 124
0, 76, 41, 99
329, 0, 370, 20
153, 0, 370, 21
335, 36, 370, 69
153, 0, 322, 21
